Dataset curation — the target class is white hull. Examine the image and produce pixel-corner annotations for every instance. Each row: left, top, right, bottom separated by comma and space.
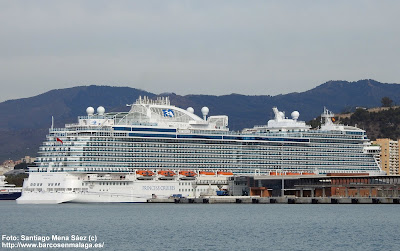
17, 193, 77, 204
17, 172, 229, 204
17, 192, 148, 204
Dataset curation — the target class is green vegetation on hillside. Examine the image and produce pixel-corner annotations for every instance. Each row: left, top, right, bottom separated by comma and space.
14, 162, 34, 170
339, 107, 400, 140
5, 173, 28, 187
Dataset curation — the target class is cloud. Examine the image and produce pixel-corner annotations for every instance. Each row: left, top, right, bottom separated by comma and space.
0, 0, 399, 101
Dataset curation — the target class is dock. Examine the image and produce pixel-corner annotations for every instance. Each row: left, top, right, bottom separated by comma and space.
148, 196, 400, 204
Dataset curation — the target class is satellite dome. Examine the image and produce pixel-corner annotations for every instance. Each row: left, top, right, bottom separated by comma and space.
97, 106, 105, 115
291, 111, 300, 120
201, 107, 209, 116
187, 107, 194, 113
86, 107, 94, 116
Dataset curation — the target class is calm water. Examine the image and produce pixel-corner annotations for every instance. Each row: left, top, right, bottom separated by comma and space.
1, 201, 399, 251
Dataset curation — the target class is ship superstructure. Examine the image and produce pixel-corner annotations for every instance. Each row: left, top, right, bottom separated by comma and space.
17, 97, 383, 203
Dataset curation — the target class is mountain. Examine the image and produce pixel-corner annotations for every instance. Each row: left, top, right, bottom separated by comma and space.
0, 79, 399, 162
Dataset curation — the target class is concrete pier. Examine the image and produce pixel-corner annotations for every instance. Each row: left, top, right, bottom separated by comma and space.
148, 196, 400, 204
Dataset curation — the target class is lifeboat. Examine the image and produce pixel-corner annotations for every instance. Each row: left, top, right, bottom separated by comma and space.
199, 171, 215, 175
157, 170, 176, 180
270, 172, 283, 176
136, 170, 155, 179
158, 170, 176, 177
301, 172, 315, 175
179, 171, 197, 177
217, 171, 234, 176
286, 172, 301, 175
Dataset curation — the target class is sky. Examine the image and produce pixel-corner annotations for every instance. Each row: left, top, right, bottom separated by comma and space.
1, 0, 399, 102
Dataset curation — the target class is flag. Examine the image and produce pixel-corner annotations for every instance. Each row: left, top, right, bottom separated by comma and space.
56, 138, 63, 144
332, 117, 336, 122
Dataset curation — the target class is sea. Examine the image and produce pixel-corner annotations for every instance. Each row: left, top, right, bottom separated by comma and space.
1, 201, 399, 251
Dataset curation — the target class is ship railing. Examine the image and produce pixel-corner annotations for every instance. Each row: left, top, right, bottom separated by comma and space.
115, 121, 158, 127
78, 115, 113, 120
50, 127, 112, 132
129, 122, 158, 126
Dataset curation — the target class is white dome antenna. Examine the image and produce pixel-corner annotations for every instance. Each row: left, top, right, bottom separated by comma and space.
86, 107, 94, 116
97, 106, 105, 115
201, 106, 209, 120
291, 111, 300, 121
187, 107, 194, 114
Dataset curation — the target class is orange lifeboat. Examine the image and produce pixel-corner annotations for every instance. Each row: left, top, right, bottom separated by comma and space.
158, 170, 176, 177
302, 172, 315, 175
179, 171, 197, 177
286, 172, 301, 175
217, 171, 234, 176
270, 172, 284, 176
199, 171, 215, 175
136, 170, 155, 176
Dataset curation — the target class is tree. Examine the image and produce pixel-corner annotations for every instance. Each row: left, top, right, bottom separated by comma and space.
381, 97, 393, 107
5, 173, 28, 187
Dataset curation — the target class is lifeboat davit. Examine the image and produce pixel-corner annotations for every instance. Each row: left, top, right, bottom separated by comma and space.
217, 171, 234, 176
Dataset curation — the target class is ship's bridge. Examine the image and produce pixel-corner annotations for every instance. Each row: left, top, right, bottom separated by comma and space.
319, 107, 365, 134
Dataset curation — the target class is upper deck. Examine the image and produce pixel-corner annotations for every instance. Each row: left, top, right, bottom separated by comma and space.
67, 96, 229, 132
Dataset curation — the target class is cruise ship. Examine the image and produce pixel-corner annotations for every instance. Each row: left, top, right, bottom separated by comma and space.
17, 96, 383, 204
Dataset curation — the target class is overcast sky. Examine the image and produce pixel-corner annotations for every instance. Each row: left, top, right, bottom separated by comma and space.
1, 0, 399, 102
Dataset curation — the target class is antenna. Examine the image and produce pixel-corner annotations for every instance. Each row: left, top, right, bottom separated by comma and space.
201, 107, 209, 120
51, 116, 54, 129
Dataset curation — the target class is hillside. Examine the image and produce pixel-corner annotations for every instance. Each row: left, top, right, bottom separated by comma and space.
0, 79, 399, 161
337, 107, 400, 141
